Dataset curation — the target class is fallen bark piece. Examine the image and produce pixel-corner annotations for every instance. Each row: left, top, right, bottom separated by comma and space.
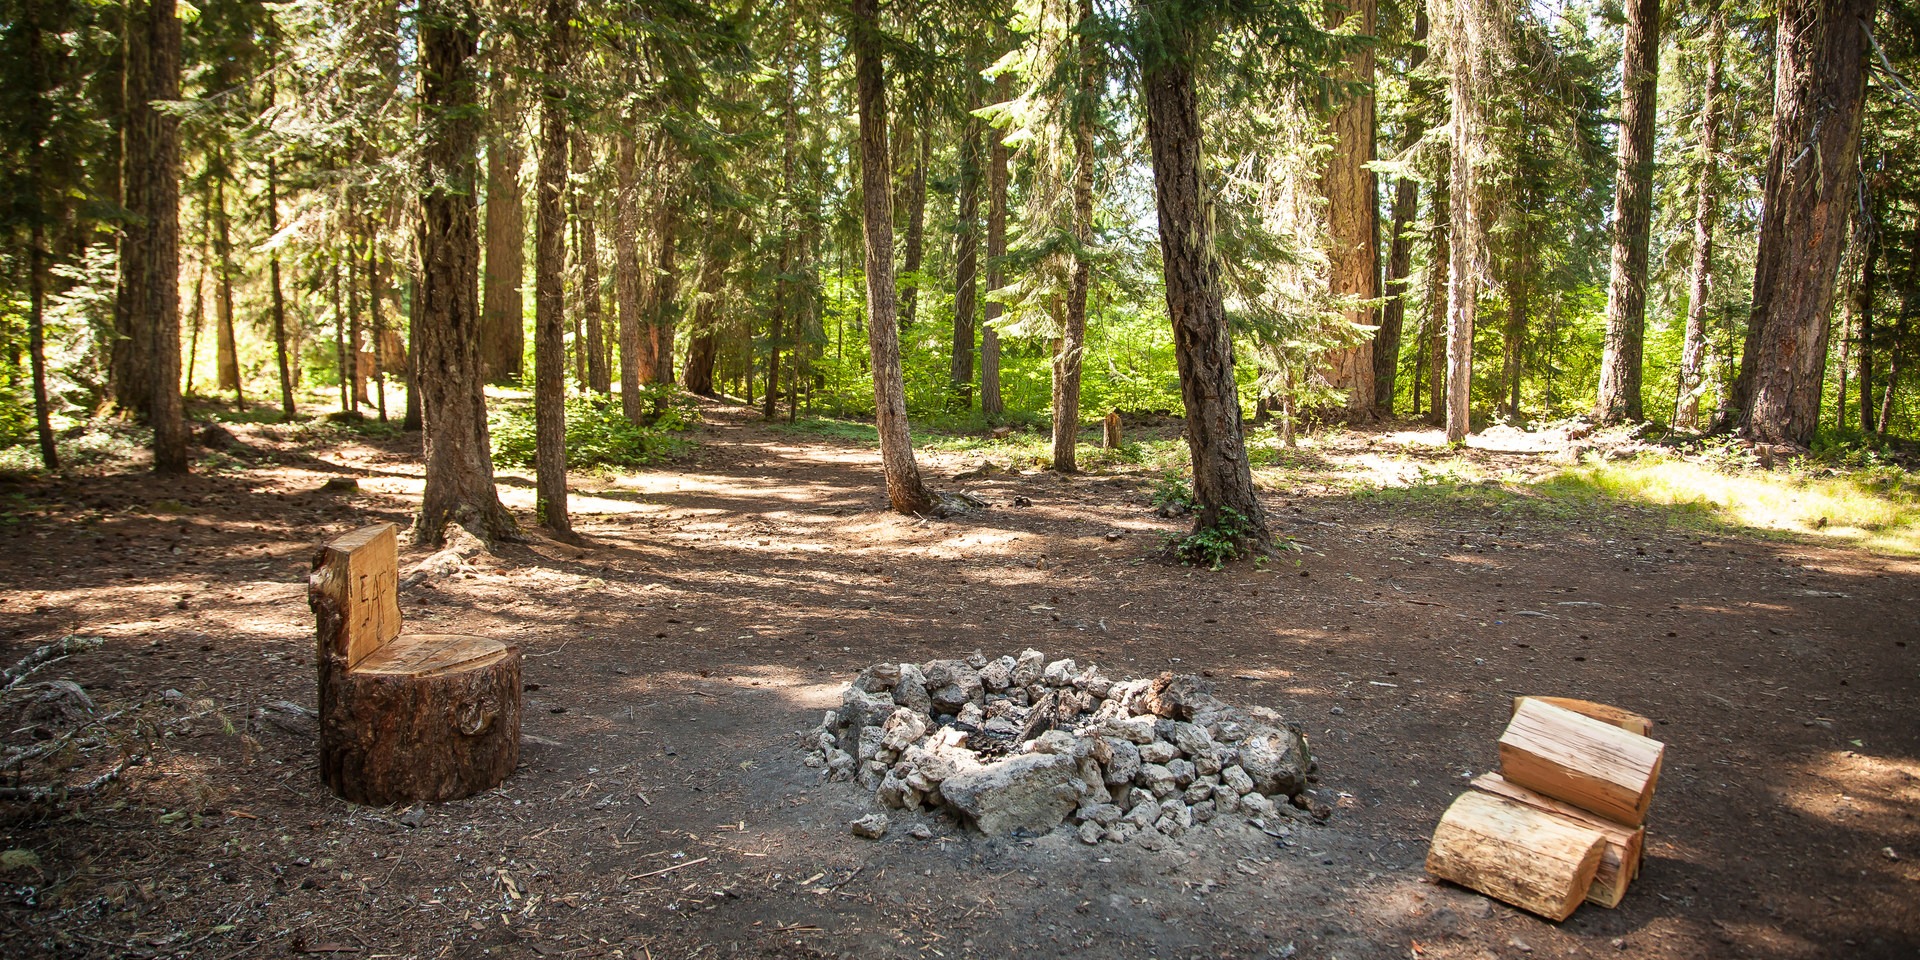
1427, 790, 1607, 921
1511, 696, 1653, 738
1472, 772, 1645, 908
1498, 698, 1665, 826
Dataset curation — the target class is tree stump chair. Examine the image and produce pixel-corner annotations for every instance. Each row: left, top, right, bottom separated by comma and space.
308, 523, 521, 804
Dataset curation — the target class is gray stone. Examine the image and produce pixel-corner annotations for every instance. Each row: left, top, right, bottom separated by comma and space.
955, 702, 985, 727
850, 813, 890, 839
892, 675, 932, 714
858, 759, 888, 789
1135, 829, 1169, 851
1239, 725, 1311, 797
1169, 721, 1215, 758
1079, 802, 1124, 826
1193, 752, 1222, 776
1183, 780, 1214, 804
842, 687, 898, 733
930, 668, 985, 714
1191, 800, 1217, 823
825, 750, 855, 782
855, 662, 902, 693
881, 708, 929, 752
1166, 758, 1196, 787
980, 657, 1016, 691
1078, 821, 1103, 845
1030, 729, 1079, 755
1107, 823, 1137, 844
1042, 658, 1079, 686
877, 770, 912, 809
1221, 764, 1256, 796
1138, 763, 1177, 798
1124, 798, 1159, 829
857, 725, 886, 763
1241, 792, 1279, 821
1143, 672, 1214, 719
1013, 648, 1047, 687
1077, 758, 1112, 803
908, 823, 934, 840
938, 752, 1082, 836
1101, 738, 1141, 786
1139, 740, 1178, 765
965, 650, 990, 669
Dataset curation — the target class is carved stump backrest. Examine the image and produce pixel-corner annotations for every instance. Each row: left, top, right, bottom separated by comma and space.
309, 523, 403, 669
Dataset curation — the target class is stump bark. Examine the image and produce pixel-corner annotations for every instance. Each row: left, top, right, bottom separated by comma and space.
310, 524, 521, 805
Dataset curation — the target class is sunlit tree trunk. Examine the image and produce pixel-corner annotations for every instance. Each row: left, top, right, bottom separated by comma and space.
534, 0, 573, 537
415, 0, 516, 546
1730, 0, 1876, 445
573, 131, 609, 395
214, 174, 243, 407
1052, 0, 1097, 473
981, 51, 1010, 420
951, 74, 980, 410
1673, 6, 1723, 431
1595, 0, 1661, 423
1426, 170, 1449, 426
614, 133, 646, 415
1320, 0, 1379, 422
1375, 8, 1428, 418
28, 224, 58, 469
482, 57, 526, 384
901, 115, 930, 329
1141, 28, 1271, 552
683, 234, 725, 396
851, 0, 934, 514
122, 0, 188, 473
1442, 0, 1484, 444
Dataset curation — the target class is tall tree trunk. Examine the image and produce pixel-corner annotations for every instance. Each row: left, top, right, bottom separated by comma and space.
1142, 36, 1271, 553
1052, 0, 1097, 473
1852, 216, 1878, 431
766, 72, 799, 420
267, 152, 295, 418
981, 62, 1011, 420
1426, 170, 1449, 426
573, 131, 609, 395
1320, 0, 1379, 422
1375, 8, 1428, 418
1501, 255, 1527, 419
901, 115, 930, 329
1730, 0, 1876, 445
614, 133, 646, 415
348, 232, 366, 407
214, 174, 243, 407
683, 234, 724, 396
1443, 3, 1484, 445
371, 245, 392, 420
1673, 6, 1723, 430
951, 75, 981, 410
123, 0, 187, 473
851, 0, 934, 514
332, 258, 348, 410
28, 223, 58, 470
1595, 0, 1661, 423
534, 0, 572, 537
415, 0, 516, 546
403, 270, 423, 431
482, 61, 526, 384
644, 151, 680, 386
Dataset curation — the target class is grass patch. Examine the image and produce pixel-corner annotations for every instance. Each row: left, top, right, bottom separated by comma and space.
490, 388, 697, 471
1543, 458, 1920, 555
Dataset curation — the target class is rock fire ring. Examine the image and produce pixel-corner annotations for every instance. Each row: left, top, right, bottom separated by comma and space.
804, 650, 1321, 845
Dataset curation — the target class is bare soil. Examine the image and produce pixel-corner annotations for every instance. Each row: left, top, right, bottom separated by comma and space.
1, 402, 1916, 960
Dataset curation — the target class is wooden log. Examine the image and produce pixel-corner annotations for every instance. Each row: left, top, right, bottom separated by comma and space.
1511, 696, 1653, 738
1498, 698, 1665, 826
1427, 791, 1607, 921
1102, 411, 1123, 449
1472, 773, 1645, 908
310, 524, 521, 805
317, 635, 521, 804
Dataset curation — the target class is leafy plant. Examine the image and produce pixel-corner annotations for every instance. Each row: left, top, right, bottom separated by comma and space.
1150, 472, 1197, 517
1168, 508, 1256, 570
490, 389, 697, 471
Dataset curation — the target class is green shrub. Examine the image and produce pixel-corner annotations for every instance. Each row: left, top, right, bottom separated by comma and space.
490, 387, 696, 471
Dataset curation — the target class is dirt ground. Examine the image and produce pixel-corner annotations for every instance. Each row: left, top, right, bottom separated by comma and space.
1, 402, 1916, 960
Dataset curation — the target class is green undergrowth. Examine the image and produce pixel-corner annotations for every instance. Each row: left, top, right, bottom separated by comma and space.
490, 388, 697, 471
1356, 451, 1920, 555
776, 414, 1192, 473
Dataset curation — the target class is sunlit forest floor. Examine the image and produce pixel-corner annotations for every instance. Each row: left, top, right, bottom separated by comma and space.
2, 400, 1916, 959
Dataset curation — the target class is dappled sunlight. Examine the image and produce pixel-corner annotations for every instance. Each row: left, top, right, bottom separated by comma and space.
1780, 749, 1920, 825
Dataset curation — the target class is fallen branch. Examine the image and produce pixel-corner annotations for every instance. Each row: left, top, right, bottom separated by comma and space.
623, 856, 708, 882
0, 708, 126, 771
0, 752, 144, 802
2, 636, 104, 696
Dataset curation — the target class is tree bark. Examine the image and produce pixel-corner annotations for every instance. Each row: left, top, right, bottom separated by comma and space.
28, 223, 58, 470
1427, 170, 1449, 426
333, 258, 348, 411
901, 115, 930, 329
1052, 0, 1097, 473
215, 174, 243, 407
1730, 0, 1876, 445
368, 245, 389, 421
1374, 8, 1428, 418
981, 62, 1011, 420
1444, 9, 1482, 445
415, 0, 517, 547
573, 131, 609, 395
643, 147, 680, 386
951, 75, 981, 410
1501, 253, 1528, 419
481, 59, 526, 385
534, 0, 573, 537
1673, 7, 1723, 431
1142, 37, 1271, 553
267, 151, 296, 419
1320, 0, 1379, 422
851, 0, 935, 514
122, 0, 188, 473
614, 133, 646, 416
1595, 0, 1661, 424
403, 270, 423, 431
1851, 207, 1879, 431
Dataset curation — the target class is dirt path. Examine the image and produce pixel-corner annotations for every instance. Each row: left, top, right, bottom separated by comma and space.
2, 403, 1916, 959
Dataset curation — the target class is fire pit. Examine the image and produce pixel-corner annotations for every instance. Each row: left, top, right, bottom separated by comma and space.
805, 650, 1315, 844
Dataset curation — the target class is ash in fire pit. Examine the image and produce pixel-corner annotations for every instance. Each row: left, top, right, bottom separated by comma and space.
804, 650, 1316, 844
